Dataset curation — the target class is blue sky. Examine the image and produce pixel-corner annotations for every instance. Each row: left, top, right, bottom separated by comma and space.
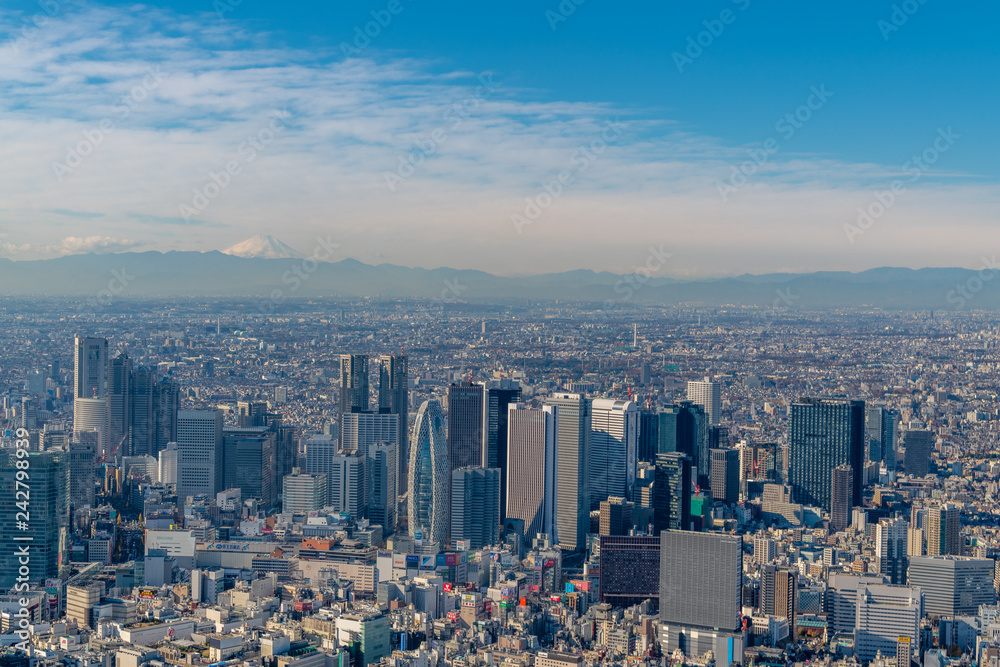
0, 0, 997, 276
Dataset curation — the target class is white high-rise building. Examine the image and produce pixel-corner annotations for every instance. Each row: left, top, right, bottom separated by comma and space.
687, 378, 722, 426
854, 583, 922, 662
158, 442, 178, 484
340, 412, 399, 459
506, 404, 556, 540
329, 450, 366, 519
305, 435, 339, 477
875, 517, 909, 584
176, 410, 223, 501
74, 336, 110, 456
589, 399, 638, 507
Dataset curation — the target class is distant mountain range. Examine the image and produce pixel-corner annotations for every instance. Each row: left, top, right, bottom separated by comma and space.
222, 235, 303, 260
0, 249, 993, 310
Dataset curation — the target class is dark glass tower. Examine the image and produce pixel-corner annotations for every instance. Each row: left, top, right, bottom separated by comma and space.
789, 398, 865, 512
482, 379, 521, 518
447, 381, 484, 473
339, 354, 369, 420
654, 452, 692, 533
378, 354, 409, 487
658, 401, 708, 486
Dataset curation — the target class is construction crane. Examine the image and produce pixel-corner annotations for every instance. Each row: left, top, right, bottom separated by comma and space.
97, 433, 128, 465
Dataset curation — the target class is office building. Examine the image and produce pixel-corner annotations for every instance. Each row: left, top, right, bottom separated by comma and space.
282, 472, 328, 514
377, 353, 408, 485
659, 531, 744, 663
304, 435, 339, 479
368, 442, 398, 535
236, 400, 268, 428
876, 517, 909, 585
340, 412, 399, 459
222, 427, 276, 509
710, 448, 740, 505
599, 534, 661, 609
854, 583, 922, 662
830, 464, 854, 533
451, 466, 500, 550
408, 400, 449, 544
687, 378, 721, 426
828, 574, 891, 633
176, 409, 224, 501
506, 404, 556, 541
867, 405, 900, 468
903, 430, 933, 477
599, 497, 634, 536
329, 450, 366, 519
590, 398, 638, 507
658, 401, 710, 486
789, 398, 865, 512
0, 450, 70, 588
547, 393, 590, 552
158, 442, 178, 485
74, 336, 108, 400
907, 556, 996, 616
654, 453, 692, 533
108, 353, 132, 451
447, 380, 484, 473
339, 354, 369, 422
927, 504, 962, 556
638, 408, 659, 462
761, 565, 797, 621
69, 440, 97, 507
482, 379, 521, 517
754, 537, 776, 565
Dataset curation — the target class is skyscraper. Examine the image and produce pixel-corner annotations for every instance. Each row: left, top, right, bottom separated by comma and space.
789, 398, 865, 512
176, 409, 224, 501
506, 403, 557, 541
362, 442, 395, 534
129, 367, 155, 456
0, 449, 70, 589
74, 336, 109, 400
658, 401, 709, 486
687, 378, 721, 426
659, 531, 744, 661
867, 405, 900, 468
340, 412, 399, 459
329, 450, 366, 520
875, 517, 909, 585
237, 400, 268, 428
222, 427, 276, 509
451, 466, 500, 549
830, 464, 854, 533
903, 430, 933, 477
926, 504, 962, 556
854, 583, 922, 662
378, 354, 408, 485
654, 453, 692, 533
447, 381, 484, 473
547, 393, 590, 552
482, 379, 521, 517
761, 564, 797, 621
69, 440, 96, 508
339, 354, 369, 422
638, 408, 659, 462
907, 556, 995, 616
408, 400, 448, 544
589, 398, 638, 507
108, 353, 132, 452
710, 448, 740, 505
282, 471, 328, 514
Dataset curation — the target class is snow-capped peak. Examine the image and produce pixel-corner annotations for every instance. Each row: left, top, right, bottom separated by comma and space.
222, 235, 303, 259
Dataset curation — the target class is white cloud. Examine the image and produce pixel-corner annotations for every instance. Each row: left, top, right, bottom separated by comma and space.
45, 236, 143, 256
0, 2, 995, 275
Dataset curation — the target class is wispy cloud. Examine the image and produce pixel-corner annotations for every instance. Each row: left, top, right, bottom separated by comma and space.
0, 2, 995, 275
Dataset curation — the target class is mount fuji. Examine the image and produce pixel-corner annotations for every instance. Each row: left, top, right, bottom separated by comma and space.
222, 235, 303, 259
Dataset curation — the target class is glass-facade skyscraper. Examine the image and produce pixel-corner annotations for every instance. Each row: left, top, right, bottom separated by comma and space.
789, 398, 865, 512
408, 399, 448, 545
